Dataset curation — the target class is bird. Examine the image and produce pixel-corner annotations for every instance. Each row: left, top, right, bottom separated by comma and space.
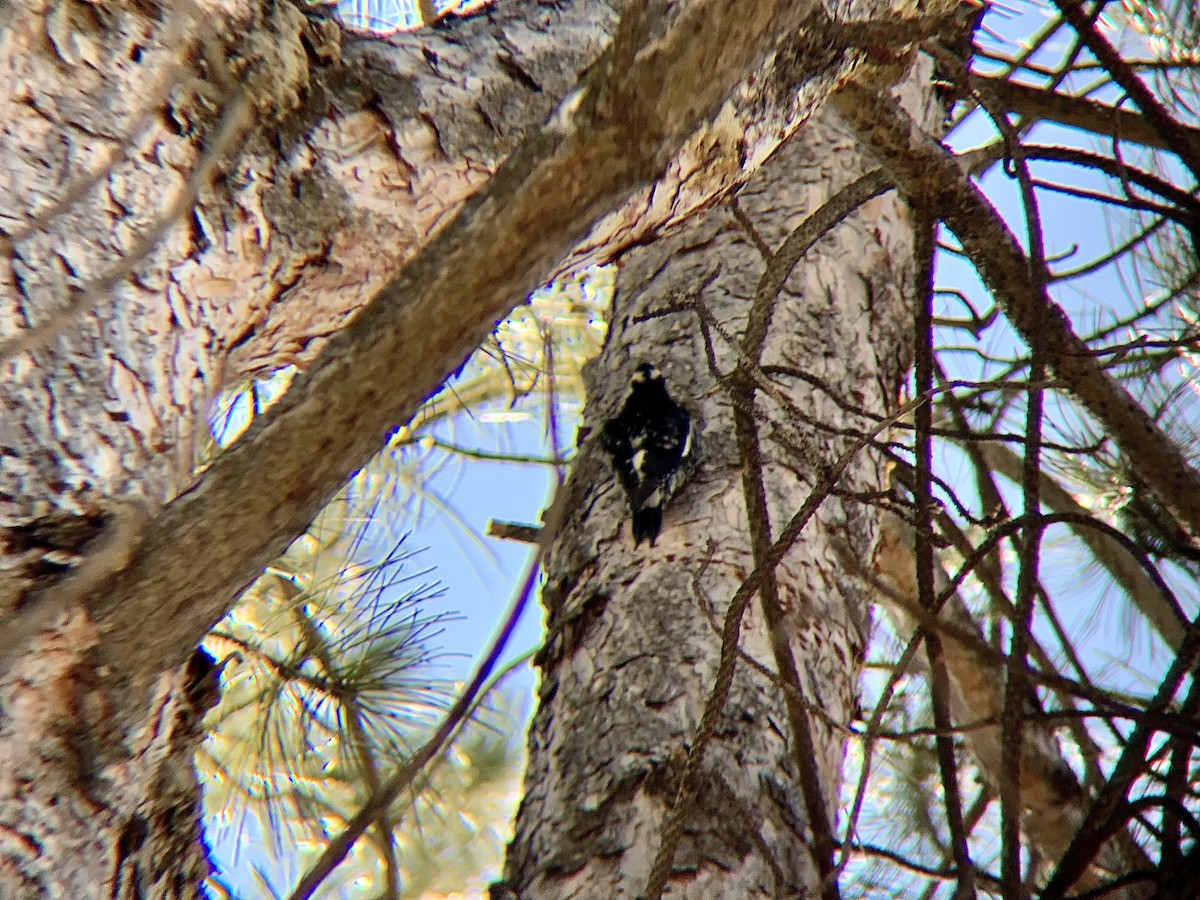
601, 362, 699, 547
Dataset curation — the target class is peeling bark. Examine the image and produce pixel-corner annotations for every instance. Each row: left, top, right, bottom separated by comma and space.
0, 0, 620, 559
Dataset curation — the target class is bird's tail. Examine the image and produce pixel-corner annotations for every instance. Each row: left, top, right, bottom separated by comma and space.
632, 506, 662, 547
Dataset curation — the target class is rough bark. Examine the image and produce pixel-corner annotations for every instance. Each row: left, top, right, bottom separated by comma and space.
0, 633, 219, 897
0, 0, 621, 600
0, 0, 892, 892
500, 79, 929, 897
0, 0, 880, 696
85, 0, 866, 730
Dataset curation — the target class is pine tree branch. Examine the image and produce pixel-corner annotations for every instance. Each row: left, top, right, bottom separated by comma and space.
1021, 145, 1200, 218
1049, 0, 1200, 179
286, 486, 566, 900
831, 82, 1200, 548
847, 515, 1197, 739
866, 503, 1165, 887
973, 441, 1187, 649
1043, 632, 1200, 896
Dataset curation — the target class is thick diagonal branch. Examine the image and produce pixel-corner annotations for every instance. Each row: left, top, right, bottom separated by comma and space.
80, 0, 850, 729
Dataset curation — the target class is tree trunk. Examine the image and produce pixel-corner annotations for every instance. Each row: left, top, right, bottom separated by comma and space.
0, 0, 878, 892
501, 83, 928, 896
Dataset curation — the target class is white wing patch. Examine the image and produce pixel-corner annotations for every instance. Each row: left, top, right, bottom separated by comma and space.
600, 365, 699, 546
632, 449, 647, 477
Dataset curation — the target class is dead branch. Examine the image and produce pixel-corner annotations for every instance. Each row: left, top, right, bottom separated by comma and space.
830, 82, 1200, 547
974, 76, 1200, 155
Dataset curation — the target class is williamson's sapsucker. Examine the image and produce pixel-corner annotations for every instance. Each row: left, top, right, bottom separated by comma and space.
601, 362, 699, 547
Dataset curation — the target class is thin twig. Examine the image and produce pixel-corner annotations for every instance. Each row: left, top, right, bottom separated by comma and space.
912, 207, 975, 899
1050, 0, 1200, 178
486, 520, 543, 544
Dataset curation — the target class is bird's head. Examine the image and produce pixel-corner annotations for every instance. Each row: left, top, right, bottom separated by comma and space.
631, 362, 663, 385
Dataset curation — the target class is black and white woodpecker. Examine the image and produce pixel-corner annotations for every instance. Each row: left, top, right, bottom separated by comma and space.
601, 362, 699, 547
